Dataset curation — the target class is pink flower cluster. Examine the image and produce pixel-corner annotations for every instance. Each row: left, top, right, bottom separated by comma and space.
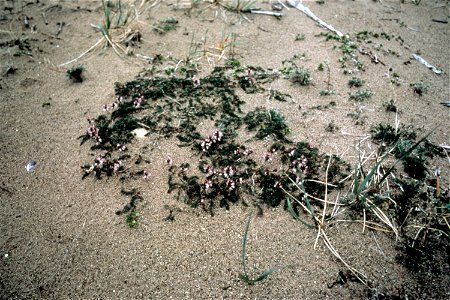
233, 148, 253, 157
203, 164, 215, 177
291, 154, 309, 174
87, 118, 102, 145
192, 75, 200, 87
222, 165, 235, 179
201, 129, 223, 152
264, 148, 277, 162
133, 95, 144, 108
84, 153, 123, 175
103, 96, 124, 112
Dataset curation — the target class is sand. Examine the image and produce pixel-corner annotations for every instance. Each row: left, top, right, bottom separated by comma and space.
1, 1, 449, 299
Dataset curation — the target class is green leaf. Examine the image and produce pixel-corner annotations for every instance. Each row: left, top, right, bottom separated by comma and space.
286, 197, 315, 229
253, 268, 277, 282
241, 213, 252, 275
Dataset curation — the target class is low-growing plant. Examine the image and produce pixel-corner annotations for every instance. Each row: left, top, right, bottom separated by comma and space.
126, 211, 139, 228
383, 99, 398, 112
295, 34, 305, 41
325, 121, 338, 133
66, 65, 85, 82
348, 76, 364, 88
320, 90, 335, 96
349, 89, 372, 101
288, 67, 311, 86
410, 81, 428, 95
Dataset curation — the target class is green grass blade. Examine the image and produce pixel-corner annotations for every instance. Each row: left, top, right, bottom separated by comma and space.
355, 158, 385, 195
253, 268, 277, 283
286, 197, 315, 229
241, 213, 252, 275
378, 130, 434, 186
286, 197, 298, 220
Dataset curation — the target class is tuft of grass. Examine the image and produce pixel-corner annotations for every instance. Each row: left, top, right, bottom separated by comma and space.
295, 34, 305, 41
320, 89, 335, 96
153, 17, 178, 34
383, 99, 398, 113
325, 121, 338, 133
239, 214, 277, 285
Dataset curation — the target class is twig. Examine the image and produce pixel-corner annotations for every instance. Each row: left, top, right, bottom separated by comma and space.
41, 12, 48, 25
250, 10, 283, 18
55, 21, 65, 36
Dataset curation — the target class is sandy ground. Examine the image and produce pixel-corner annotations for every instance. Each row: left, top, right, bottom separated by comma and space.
1, 0, 449, 299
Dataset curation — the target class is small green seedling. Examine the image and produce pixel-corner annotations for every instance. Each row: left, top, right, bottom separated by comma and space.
295, 34, 305, 41
239, 214, 277, 285
66, 65, 85, 82
126, 211, 139, 228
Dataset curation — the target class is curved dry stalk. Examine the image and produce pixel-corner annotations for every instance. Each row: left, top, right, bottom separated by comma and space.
58, 37, 105, 67
334, 219, 396, 233
406, 224, 449, 239
366, 198, 398, 238
321, 229, 367, 285
286, 176, 344, 206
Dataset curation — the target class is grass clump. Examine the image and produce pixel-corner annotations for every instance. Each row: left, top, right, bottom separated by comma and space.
153, 17, 178, 34
126, 211, 139, 228
383, 99, 398, 112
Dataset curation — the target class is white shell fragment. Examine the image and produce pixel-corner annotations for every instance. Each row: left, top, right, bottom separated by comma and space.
412, 54, 443, 75
132, 128, 149, 138
25, 160, 37, 171
287, 0, 343, 37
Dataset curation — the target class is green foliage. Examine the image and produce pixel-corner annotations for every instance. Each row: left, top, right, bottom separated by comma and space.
288, 67, 311, 86
325, 121, 338, 133
349, 89, 372, 101
320, 89, 335, 96
153, 17, 178, 34
348, 77, 364, 88
410, 81, 429, 95
295, 34, 305, 41
383, 99, 398, 112
244, 108, 291, 142
126, 211, 139, 228
371, 124, 443, 180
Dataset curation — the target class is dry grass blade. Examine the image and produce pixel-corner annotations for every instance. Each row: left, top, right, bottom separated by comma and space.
320, 229, 367, 285
59, 0, 147, 67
